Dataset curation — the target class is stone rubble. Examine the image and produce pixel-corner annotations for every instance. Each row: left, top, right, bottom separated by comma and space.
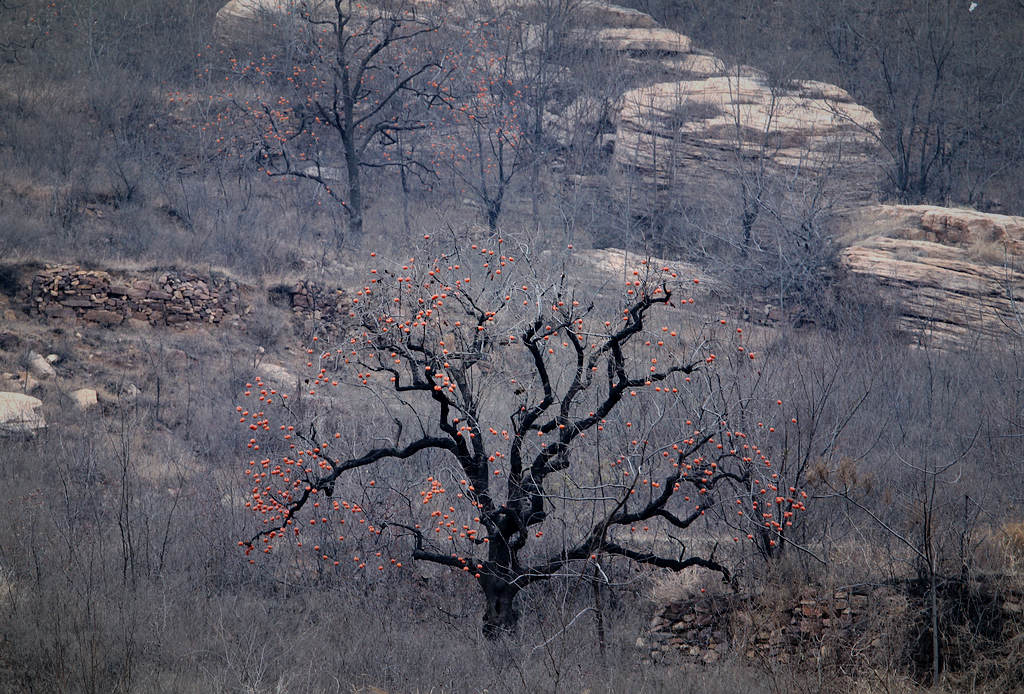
649, 581, 1024, 671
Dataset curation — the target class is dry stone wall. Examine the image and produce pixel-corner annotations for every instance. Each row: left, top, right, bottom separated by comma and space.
23, 265, 244, 328
9, 264, 357, 335
647, 587, 893, 666
648, 579, 1024, 682
270, 279, 350, 326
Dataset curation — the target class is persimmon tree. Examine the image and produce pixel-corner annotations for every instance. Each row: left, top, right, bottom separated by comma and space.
224, 0, 449, 243
237, 235, 807, 638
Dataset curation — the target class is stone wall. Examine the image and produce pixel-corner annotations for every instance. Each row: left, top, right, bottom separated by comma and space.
269, 279, 350, 326
647, 587, 893, 665
648, 578, 1024, 682
22, 264, 244, 327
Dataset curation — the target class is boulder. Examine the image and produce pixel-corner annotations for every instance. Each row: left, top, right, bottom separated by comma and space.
69, 388, 99, 411
0, 392, 45, 436
258, 363, 297, 387
26, 351, 56, 380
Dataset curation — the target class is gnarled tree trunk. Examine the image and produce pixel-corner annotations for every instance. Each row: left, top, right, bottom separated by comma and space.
481, 576, 521, 639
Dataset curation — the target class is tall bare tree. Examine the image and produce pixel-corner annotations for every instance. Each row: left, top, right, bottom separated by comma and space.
226, 0, 450, 243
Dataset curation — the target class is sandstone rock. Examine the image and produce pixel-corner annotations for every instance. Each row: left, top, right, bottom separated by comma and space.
69, 388, 98, 410
26, 351, 56, 380
0, 371, 41, 393
613, 74, 880, 209
839, 205, 1024, 344
595, 26, 693, 54
580, 2, 659, 29
215, 0, 369, 41
0, 392, 45, 435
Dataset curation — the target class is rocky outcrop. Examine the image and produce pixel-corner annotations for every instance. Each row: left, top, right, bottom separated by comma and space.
213, 0, 881, 214
579, 1, 658, 29
611, 73, 880, 203
215, 0, 385, 42
0, 392, 45, 436
540, 5, 884, 213
839, 206, 1024, 343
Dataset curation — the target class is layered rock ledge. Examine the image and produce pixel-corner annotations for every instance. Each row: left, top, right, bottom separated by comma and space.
839, 205, 1024, 343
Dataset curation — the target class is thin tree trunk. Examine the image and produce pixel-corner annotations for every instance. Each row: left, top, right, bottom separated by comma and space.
593, 564, 606, 660
930, 565, 940, 686
345, 148, 363, 245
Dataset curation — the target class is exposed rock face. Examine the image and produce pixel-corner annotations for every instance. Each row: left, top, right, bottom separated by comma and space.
213, 0, 881, 214
0, 392, 45, 436
215, 0, 395, 41
595, 26, 693, 54
611, 73, 880, 203
839, 205, 1024, 343
580, 1, 658, 29
536, 5, 884, 214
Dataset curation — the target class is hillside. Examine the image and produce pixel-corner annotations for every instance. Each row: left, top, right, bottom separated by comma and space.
1, 1, 1023, 692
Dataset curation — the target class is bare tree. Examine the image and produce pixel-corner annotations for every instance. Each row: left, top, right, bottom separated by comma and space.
431, 12, 531, 231
225, 0, 449, 244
